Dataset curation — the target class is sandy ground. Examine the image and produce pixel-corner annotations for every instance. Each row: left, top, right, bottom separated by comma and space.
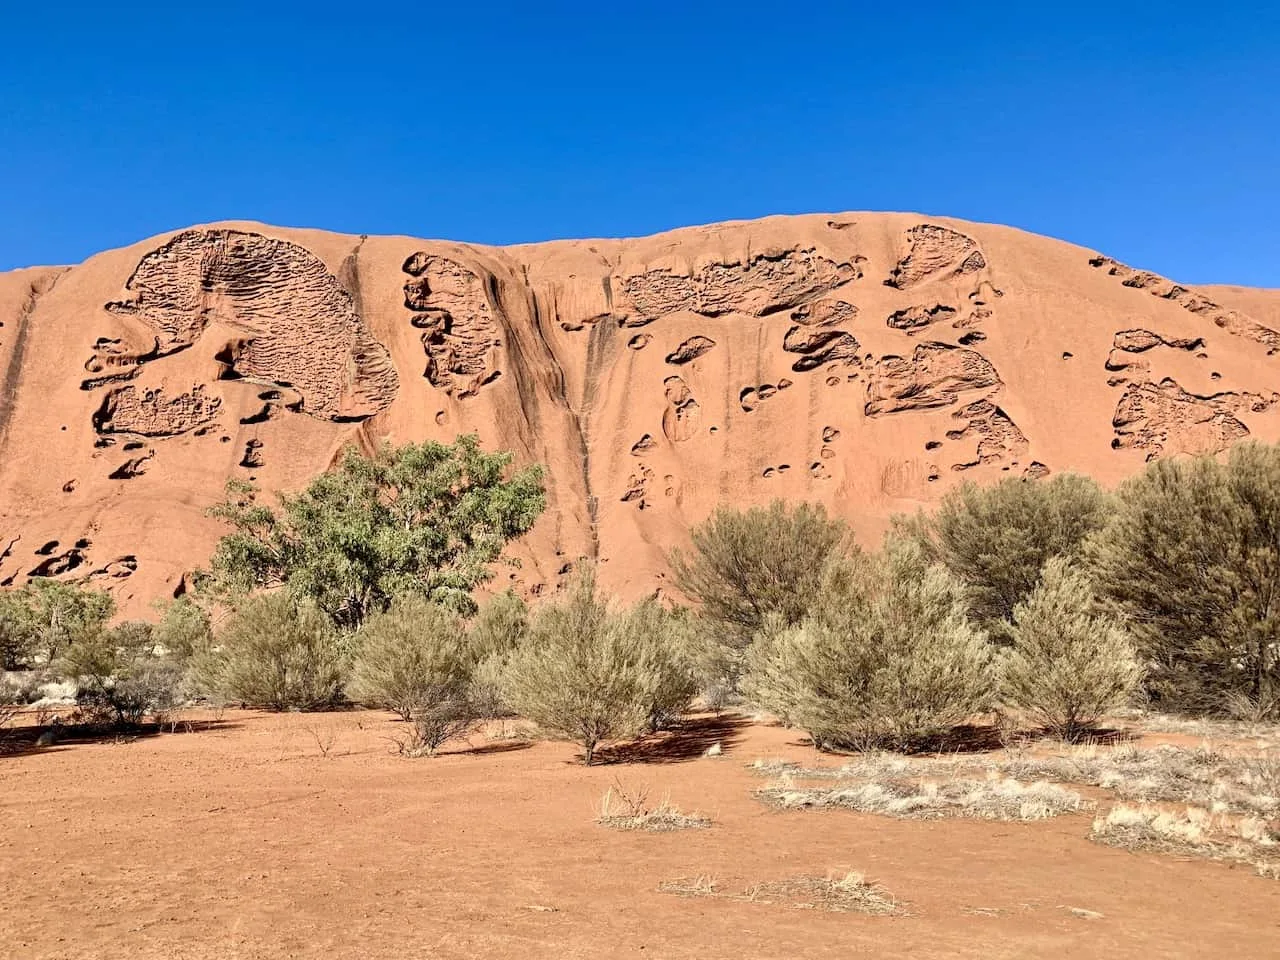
2, 711, 1278, 959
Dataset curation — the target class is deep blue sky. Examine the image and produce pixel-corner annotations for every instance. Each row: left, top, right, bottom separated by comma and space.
1, 2, 1277, 285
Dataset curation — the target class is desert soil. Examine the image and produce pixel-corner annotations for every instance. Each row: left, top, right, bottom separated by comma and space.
2, 712, 1277, 959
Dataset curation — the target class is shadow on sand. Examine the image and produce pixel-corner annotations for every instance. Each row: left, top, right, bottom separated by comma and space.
595, 712, 750, 765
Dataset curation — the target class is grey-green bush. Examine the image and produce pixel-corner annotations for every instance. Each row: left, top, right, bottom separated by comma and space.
744, 542, 995, 751
466, 591, 530, 721
1002, 557, 1142, 739
894, 473, 1110, 642
671, 500, 848, 648
501, 569, 694, 763
349, 595, 470, 723
205, 593, 345, 711
1088, 442, 1280, 716
58, 621, 184, 728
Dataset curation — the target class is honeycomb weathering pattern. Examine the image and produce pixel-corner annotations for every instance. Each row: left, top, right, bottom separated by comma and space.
865, 342, 1002, 416
618, 248, 857, 320
106, 229, 398, 420
401, 252, 501, 398
1111, 379, 1272, 460
886, 224, 986, 289
3, 211, 1280, 614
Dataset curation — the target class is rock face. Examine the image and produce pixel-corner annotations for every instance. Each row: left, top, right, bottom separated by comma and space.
2, 213, 1280, 613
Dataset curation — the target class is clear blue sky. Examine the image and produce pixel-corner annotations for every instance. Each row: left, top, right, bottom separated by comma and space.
1, 2, 1277, 285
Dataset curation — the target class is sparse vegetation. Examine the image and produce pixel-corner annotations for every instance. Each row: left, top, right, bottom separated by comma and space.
1091, 802, 1280, 876
597, 779, 710, 831
658, 872, 898, 914
744, 542, 995, 751
198, 436, 545, 629
202, 592, 345, 710
1003, 557, 1143, 739
758, 772, 1085, 821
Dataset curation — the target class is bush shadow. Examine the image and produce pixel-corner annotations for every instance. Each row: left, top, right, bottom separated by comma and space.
595, 712, 749, 765
0, 718, 241, 759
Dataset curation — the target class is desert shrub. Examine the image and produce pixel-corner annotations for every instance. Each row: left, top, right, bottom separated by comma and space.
744, 542, 995, 751
1002, 557, 1142, 739
205, 593, 345, 710
671, 500, 848, 648
58, 621, 183, 728
198, 436, 545, 629
502, 569, 695, 763
349, 595, 471, 724
0, 579, 116, 667
152, 598, 212, 659
1088, 442, 1280, 715
464, 591, 530, 721
894, 474, 1110, 642
467, 590, 528, 661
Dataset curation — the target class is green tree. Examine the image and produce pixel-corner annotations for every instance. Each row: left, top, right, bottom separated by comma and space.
894, 473, 1111, 641
1088, 442, 1280, 715
0, 579, 116, 667
198, 436, 545, 630
1003, 557, 1142, 739
744, 542, 995, 752
670, 500, 848, 648
203, 593, 345, 710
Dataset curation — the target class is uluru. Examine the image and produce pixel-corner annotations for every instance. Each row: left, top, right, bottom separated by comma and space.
3, 212, 1279, 614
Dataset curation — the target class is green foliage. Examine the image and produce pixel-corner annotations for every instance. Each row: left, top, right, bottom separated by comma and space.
894, 474, 1111, 641
0, 579, 116, 667
349, 595, 470, 723
744, 543, 995, 752
204, 593, 345, 711
501, 569, 695, 763
1003, 557, 1143, 739
59, 620, 183, 728
198, 436, 546, 629
1088, 443, 1280, 715
151, 597, 213, 661
671, 499, 848, 648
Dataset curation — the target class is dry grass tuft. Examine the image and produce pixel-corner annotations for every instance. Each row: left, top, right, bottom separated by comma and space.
658, 875, 719, 898
743, 872, 899, 914
597, 779, 711, 832
1091, 802, 1280, 877
758, 772, 1085, 821
658, 872, 899, 914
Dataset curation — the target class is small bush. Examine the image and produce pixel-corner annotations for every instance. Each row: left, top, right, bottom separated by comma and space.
1088, 442, 1280, 715
349, 596, 470, 722
895, 473, 1110, 642
744, 542, 995, 751
465, 591, 530, 721
205, 593, 345, 710
501, 569, 694, 763
671, 500, 848, 648
58, 621, 183, 729
1003, 557, 1143, 739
